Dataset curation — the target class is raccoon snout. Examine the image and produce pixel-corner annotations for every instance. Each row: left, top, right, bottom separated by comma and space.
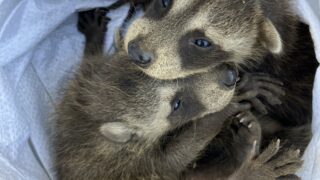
128, 41, 154, 68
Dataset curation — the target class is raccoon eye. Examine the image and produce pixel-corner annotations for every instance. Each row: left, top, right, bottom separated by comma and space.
161, 0, 171, 8
172, 99, 181, 111
194, 39, 212, 48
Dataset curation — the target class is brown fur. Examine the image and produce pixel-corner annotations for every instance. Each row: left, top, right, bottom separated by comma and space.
125, 0, 289, 79
54, 4, 308, 179
124, 0, 317, 154
55, 15, 243, 178
54, 50, 301, 179
187, 139, 302, 180
54, 49, 255, 179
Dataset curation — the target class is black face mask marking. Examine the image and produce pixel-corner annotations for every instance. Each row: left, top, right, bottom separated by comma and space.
168, 90, 205, 127
179, 30, 231, 70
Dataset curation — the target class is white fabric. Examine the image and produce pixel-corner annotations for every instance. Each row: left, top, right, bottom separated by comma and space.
0, 0, 129, 179
0, 0, 318, 180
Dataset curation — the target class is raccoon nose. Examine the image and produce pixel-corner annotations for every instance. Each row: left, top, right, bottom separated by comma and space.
128, 41, 153, 68
222, 64, 238, 87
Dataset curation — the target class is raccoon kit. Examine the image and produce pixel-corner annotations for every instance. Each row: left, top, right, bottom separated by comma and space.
54, 9, 302, 180
124, 0, 317, 153
55, 53, 249, 179
54, 53, 300, 180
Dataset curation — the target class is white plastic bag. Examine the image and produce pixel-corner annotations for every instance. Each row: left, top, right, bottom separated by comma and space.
0, 0, 318, 179
0, 0, 128, 179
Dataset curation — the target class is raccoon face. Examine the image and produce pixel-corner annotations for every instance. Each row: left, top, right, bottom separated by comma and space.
99, 62, 238, 143
125, 0, 282, 80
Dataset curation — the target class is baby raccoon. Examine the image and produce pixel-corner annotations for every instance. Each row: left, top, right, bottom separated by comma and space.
54, 9, 302, 180
55, 53, 301, 180
124, 0, 317, 152
54, 43, 250, 179
125, 0, 293, 79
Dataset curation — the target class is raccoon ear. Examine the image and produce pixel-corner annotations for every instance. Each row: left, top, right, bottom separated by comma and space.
100, 122, 135, 143
260, 18, 282, 54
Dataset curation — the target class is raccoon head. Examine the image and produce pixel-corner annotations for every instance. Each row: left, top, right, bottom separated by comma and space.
124, 0, 283, 80
93, 57, 238, 144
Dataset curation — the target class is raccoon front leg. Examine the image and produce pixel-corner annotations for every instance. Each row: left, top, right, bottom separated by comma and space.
159, 103, 251, 174
77, 8, 110, 56
185, 111, 262, 179
229, 111, 262, 166
230, 140, 302, 180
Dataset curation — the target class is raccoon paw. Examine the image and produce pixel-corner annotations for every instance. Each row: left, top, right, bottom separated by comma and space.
230, 111, 261, 161
77, 8, 110, 43
235, 72, 285, 115
232, 111, 261, 145
232, 139, 303, 180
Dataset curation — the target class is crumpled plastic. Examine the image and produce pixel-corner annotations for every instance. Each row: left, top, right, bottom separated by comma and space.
0, 0, 318, 179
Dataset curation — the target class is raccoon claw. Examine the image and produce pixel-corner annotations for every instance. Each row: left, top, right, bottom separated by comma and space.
255, 139, 281, 163
235, 72, 285, 115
